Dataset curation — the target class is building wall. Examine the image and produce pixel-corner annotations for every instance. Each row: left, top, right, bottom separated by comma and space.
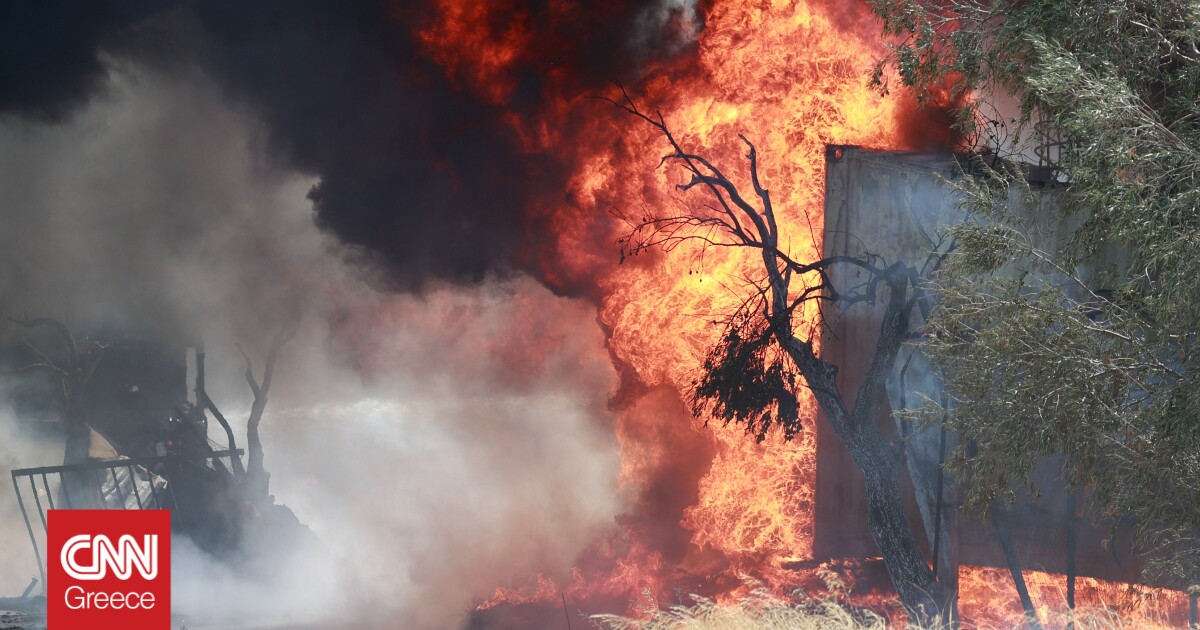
814, 145, 1145, 585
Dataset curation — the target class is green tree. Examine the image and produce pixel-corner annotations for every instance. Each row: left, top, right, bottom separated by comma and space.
869, 0, 1200, 612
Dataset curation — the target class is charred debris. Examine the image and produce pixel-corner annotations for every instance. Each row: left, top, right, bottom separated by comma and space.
3, 316, 317, 597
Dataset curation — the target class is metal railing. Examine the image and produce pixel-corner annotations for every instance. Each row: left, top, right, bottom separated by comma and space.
9, 449, 243, 594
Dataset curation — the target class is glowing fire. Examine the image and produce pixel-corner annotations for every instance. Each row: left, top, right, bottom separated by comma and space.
415, 0, 912, 612
409, 0, 1187, 624
581, 0, 909, 602
959, 566, 1189, 628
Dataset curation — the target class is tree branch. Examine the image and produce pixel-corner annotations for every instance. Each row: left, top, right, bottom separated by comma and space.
235, 342, 262, 399
9, 316, 77, 372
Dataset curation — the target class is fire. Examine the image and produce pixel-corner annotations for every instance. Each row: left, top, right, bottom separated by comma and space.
415, 0, 921, 616
580, 0, 914, 589
414, 0, 533, 105
959, 566, 1190, 628
405, 0, 1187, 625
564, 0, 911, 608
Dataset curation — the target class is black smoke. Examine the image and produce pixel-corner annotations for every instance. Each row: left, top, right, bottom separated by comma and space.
0, 0, 175, 121
0, 0, 702, 292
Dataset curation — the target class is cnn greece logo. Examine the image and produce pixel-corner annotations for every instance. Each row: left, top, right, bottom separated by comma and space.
60, 533, 158, 581
48, 509, 171, 630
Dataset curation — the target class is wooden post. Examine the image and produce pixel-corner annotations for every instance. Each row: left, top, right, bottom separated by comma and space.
562, 592, 573, 630
1188, 585, 1197, 630
931, 421, 959, 623
991, 503, 1043, 630
1066, 487, 1078, 629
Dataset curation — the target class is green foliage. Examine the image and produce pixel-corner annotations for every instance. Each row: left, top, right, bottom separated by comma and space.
872, 0, 1200, 587
691, 310, 802, 443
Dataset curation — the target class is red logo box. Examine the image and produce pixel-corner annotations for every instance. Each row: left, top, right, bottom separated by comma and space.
48, 509, 171, 630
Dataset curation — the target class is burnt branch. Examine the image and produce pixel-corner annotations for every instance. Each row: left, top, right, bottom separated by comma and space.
5, 316, 106, 467
6, 316, 107, 392
9, 316, 78, 371
9, 362, 67, 378
79, 342, 107, 386
16, 342, 66, 377
236, 342, 262, 399
239, 313, 301, 502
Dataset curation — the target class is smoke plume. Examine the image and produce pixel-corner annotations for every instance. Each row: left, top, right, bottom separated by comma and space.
1, 0, 703, 292
0, 58, 623, 627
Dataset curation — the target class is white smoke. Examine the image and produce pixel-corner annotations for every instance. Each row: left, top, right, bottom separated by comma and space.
0, 60, 622, 628
633, 0, 703, 58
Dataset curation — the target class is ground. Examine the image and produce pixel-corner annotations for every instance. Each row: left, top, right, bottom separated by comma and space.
0, 598, 42, 630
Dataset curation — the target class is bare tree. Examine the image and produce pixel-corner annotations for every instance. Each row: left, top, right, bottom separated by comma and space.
605, 91, 952, 622
8, 317, 106, 466
8, 317, 107, 508
236, 315, 300, 503
194, 341, 245, 475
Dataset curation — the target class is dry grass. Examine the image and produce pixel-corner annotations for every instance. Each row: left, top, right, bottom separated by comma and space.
591, 587, 890, 630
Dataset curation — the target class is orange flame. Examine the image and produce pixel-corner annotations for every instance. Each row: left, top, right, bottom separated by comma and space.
556, 0, 914, 609
414, 0, 534, 104
418, 0, 927, 615
407, 0, 1184, 625
959, 566, 1190, 628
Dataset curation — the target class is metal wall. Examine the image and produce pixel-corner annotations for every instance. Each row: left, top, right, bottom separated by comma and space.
814, 145, 1145, 585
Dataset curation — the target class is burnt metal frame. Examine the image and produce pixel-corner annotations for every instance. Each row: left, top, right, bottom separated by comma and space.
9, 449, 243, 595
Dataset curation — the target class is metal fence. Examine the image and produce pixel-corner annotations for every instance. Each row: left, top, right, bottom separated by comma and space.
9, 449, 242, 594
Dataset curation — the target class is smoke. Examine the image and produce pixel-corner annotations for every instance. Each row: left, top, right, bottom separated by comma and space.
0, 1, 175, 122
0, 60, 313, 340
633, 0, 704, 58
0, 1, 707, 293
0, 405, 60, 598
172, 279, 624, 628
170, 533, 340, 626
0, 61, 622, 628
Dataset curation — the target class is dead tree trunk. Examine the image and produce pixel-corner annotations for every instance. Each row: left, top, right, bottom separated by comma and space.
236, 316, 299, 503
777, 269, 949, 623
749, 139, 949, 621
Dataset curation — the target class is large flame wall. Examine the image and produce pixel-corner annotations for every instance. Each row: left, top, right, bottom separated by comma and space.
417, 0, 919, 608
409, 0, 1187, 625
